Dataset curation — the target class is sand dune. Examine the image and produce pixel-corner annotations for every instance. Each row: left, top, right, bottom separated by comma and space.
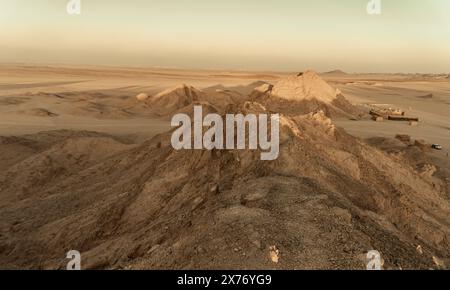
271, 70, 339, 102
250, 71, 363, 119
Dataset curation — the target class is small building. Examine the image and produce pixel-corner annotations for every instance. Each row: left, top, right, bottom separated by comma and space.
370, 108, 419, 123
373, 116, 384, 122
387, 115, 419, 122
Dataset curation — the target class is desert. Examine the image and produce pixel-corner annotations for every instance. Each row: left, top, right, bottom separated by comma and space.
0, 64, 449, 270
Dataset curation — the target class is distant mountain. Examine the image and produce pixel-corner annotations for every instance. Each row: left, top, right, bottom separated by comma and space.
322, 69, 348, 76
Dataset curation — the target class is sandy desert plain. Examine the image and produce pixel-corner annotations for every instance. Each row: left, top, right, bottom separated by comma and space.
0, 64, 449, 269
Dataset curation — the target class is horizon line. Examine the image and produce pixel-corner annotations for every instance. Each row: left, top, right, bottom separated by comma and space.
1, 61, 449, 76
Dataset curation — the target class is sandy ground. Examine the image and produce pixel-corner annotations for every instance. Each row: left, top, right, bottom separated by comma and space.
1, 65, 448, 148
330, 78, 450, 169
0, 64, 285, 140
334, 81, 450, 146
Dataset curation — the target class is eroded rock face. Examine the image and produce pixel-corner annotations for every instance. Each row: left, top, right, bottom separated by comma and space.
148, 84, 203, 116
146, 84, 240, 118
417, 163, 437, 178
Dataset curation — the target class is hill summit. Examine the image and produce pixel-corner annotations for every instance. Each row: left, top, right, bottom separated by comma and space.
251, 70, 362, 118
271, 70, 339, 103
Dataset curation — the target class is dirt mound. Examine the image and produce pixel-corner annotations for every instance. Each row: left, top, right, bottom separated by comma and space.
0, 101, 449, 270
253, 83, 273, 94
204, 81, 269, 96
136, 93, 150, 101
271, 70, 339, 103
0, 97, 30, 106
68, 101, 134, 119
395, 134, 412, 144
147, 84, 241, 117
147, 84, 203, 116
0, 136, 42, 171
22, 108, 58, 117
0, 135, 134, 202
250, 71, 362, 118
417, 93, 433, 99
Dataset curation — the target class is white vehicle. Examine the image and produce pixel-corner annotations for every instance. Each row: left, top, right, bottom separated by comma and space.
432, 144, 443, 150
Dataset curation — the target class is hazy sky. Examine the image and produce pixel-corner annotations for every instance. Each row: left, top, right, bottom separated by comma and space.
1, 0, 450, 73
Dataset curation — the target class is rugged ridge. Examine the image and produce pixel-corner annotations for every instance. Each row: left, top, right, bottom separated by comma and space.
0, 101, 448, 269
